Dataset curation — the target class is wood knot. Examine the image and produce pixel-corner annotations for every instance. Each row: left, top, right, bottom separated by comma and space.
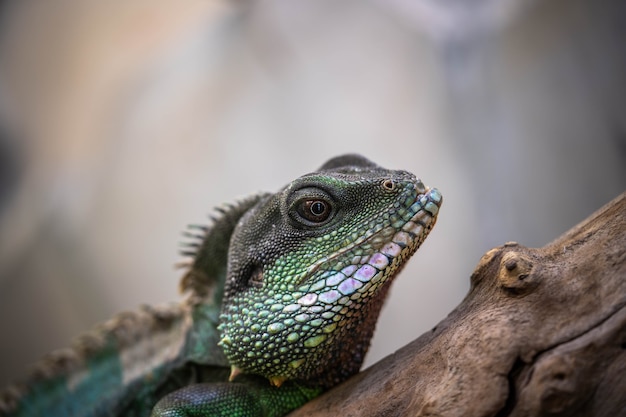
470, 247, 502, 285
475, 247, 500, 271
498, 251, 536, 295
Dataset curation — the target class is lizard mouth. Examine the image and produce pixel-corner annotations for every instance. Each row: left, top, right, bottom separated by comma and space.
293, 186, 442, 304
295, 186, 442, 291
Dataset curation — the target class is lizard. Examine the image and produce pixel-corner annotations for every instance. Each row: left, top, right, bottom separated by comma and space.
0, 153, 442, 417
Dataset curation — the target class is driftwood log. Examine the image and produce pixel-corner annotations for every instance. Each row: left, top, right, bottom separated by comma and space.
291, 192, 626, 417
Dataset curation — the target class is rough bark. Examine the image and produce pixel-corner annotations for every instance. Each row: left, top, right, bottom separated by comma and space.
291, 192, 626, 417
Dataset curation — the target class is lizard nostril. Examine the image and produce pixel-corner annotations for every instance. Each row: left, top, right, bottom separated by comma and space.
415, 180, 426, 194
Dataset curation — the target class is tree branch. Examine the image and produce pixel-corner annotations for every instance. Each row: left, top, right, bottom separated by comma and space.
291, 192, 626, 417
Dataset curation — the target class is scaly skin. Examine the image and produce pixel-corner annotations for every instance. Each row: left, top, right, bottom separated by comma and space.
0, 154, 441, 417
152, 154, 442, 415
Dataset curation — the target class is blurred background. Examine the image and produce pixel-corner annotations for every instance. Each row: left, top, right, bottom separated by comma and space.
0, 0, 624, 386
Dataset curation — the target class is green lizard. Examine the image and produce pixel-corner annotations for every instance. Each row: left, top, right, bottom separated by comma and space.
0, 154, 442, 417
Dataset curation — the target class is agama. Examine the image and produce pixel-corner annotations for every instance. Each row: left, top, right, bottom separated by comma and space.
0, 154, 442, 417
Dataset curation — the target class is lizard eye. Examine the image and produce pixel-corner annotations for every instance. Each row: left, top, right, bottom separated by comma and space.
382, 179, 395, 191
298, 199, 332, 223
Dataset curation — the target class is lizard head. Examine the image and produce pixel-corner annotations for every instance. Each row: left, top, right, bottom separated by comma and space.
217, 154, 442, 388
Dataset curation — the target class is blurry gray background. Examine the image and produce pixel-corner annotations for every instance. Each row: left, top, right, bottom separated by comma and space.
0, 0, 624, 386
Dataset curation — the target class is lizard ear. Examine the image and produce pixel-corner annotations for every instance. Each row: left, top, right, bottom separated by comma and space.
179, 193, 270, 303
318, 153, 378, 171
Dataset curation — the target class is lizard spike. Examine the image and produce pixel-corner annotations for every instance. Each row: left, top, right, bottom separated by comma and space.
214, 204, 233, 215
181, 231, 204, 240
269, 376, 287, 388
188, 224, 209, 232
174, 260, 191, 270
179, 242, 201, 248
229, 366, 243, 382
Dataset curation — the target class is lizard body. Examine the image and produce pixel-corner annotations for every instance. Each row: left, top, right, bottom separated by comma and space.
0, 154, 442, 417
